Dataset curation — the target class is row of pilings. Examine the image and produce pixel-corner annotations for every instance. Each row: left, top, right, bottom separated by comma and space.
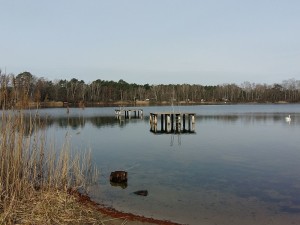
149, 112, 196, 134
115, 108, 144, 119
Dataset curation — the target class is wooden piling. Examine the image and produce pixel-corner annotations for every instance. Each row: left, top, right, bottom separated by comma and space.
115, 108, 143, 119
149, 112, 196, 134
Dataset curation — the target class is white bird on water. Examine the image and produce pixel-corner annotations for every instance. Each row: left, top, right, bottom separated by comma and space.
285, 115, 291, 122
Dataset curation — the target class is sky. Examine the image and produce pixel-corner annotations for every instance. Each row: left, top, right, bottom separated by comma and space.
1, 0, 300, 85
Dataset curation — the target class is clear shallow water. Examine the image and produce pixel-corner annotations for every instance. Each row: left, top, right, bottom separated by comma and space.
15, 105, 300, 224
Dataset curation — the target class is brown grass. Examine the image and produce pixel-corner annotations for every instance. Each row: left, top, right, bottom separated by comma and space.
1, 189, 131, 225
0, 109, 99, 224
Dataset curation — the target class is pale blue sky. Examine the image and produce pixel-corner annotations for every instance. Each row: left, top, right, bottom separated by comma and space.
1, 0, 300, 85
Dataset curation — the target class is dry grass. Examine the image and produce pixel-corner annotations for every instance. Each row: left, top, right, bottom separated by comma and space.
1, 189, 129, 225
0, 109, 101, 224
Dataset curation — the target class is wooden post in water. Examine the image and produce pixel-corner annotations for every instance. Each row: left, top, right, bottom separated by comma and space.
191, 114, 195, 131
175, 113, 181, 132
165, 114, 170, 132
115, 108, 143, 119
161, 114, 164, 132
171, 114, 174, 131
188, 114, 191, 131
164, 114, 167, 132
149, 112, 195, 134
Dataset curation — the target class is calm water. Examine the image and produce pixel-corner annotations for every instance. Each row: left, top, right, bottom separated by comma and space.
20, 105, 300, 224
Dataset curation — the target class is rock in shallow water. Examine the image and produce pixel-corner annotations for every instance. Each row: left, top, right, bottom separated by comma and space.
133, 190, 148, 196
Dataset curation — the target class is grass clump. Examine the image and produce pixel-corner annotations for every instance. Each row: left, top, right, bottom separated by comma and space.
0, 109, 99, 224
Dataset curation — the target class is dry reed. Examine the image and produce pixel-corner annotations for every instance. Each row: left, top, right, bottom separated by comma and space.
0, 109, 100, 224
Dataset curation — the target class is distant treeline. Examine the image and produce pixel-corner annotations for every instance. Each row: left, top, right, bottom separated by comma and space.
1, 70, 300, 108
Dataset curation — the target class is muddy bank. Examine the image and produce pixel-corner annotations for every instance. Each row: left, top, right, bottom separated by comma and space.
69, 189, 184, 225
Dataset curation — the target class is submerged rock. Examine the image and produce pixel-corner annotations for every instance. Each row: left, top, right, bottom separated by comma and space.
133, 190, 148, 196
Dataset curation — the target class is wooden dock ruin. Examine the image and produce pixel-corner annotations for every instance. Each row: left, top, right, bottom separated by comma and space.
150, 112, 196, 134
115, 108, 143, 119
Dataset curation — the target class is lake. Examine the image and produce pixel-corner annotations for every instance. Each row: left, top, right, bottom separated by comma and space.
23, 104, 300, 224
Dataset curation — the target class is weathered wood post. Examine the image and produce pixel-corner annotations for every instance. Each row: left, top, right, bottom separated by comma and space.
183, 114, 186, 131
188, 114, 191, 131
191, 114, 195, 131
171, 114, 174, 131
176, 113, 181, 132
161, 114, 164, 132
151, 120, 157, 133
140, 110, 143, 118
166, 114, 171, 132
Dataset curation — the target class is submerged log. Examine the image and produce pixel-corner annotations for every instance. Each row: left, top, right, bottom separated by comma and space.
133, 190, 148, 196
110, 171, 128, 183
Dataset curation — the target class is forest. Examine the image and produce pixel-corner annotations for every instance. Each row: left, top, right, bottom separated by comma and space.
1, 70, 300, 109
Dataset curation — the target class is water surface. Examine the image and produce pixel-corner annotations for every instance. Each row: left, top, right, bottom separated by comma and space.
20, 104, 300, 224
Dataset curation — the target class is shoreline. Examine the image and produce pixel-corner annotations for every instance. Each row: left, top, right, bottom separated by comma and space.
69, 189, 184, 225
13, 100, 295, 110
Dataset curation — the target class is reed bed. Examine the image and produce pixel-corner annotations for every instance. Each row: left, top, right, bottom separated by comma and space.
0, 109, 101, 224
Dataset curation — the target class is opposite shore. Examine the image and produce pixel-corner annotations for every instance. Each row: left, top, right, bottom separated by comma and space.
17, 99, 295, 110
